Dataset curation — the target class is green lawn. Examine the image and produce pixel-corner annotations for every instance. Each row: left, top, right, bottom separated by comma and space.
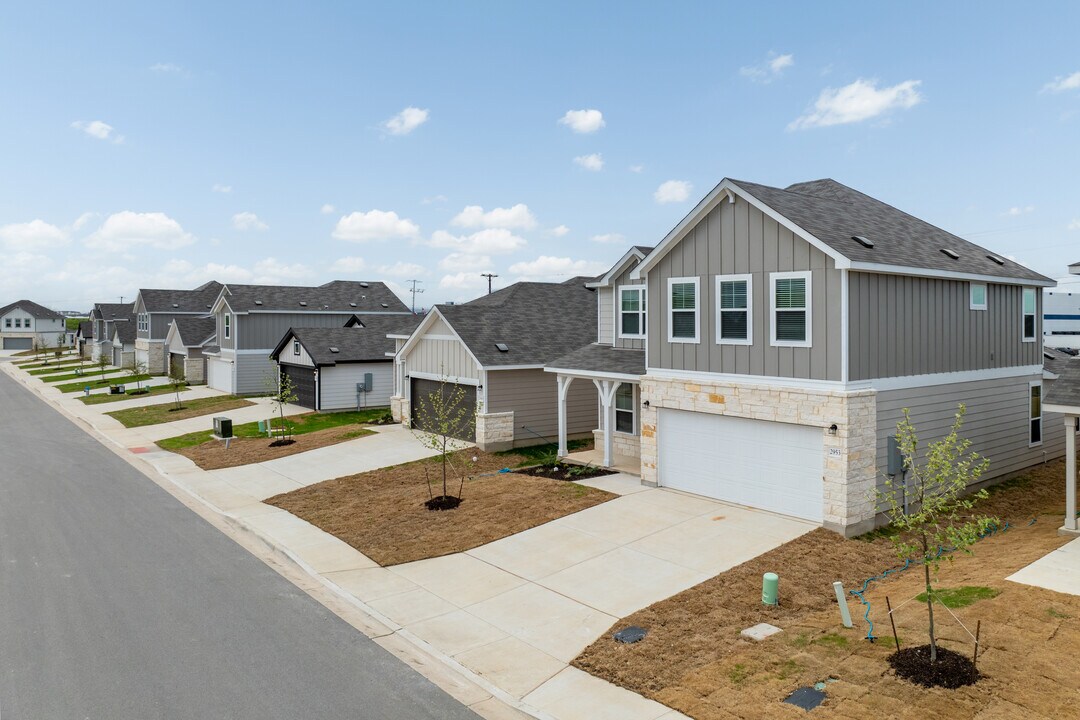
915, 586, 1001, 609
55, 375, 152, 393
157, 408, 389, 451
22, 360, 86, 373
65, 317, 87, 331
40, 367, 127, 383
78, 383, 191, 405
107, 395, 255, 428
499, 438, 591, 467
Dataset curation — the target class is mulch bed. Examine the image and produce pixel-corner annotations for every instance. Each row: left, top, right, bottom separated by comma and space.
888, 645, 979, 688
165, 426, 373, 470
516, 463, 616, 481
266, 447, 616, 566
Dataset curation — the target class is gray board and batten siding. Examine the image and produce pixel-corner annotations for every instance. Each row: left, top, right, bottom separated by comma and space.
645, 195, 843, 381
236, 312, 359, 350
486, 369, 598, 444
610, 258, 645, 351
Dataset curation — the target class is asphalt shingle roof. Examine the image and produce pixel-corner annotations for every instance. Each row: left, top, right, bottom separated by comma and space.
730, 179, 1052, 283
547, 343, 645, 377
172, 316, 217, 347
0, 299, 63, 320
113, 316, 137, 346
1044, 347, 1078, 377
92, 302, 135, 321
436, 282, 597, 367
273, 314, 421, 365
1046, 361, 1080, 409
77, 321, 93, 339
220, 280, 409, 314
138, 281, 223, 313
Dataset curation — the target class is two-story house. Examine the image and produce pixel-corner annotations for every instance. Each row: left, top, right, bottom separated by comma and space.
88, 302, 135, 362
204, 280, 410, 395
132, 281, 222, 374
547, 178, 1062, 537
0, 300, 66, 351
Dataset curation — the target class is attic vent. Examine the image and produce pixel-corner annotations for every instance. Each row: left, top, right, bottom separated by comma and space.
360, 282, 369, 288
381, 302, 389, 308
987, 254, 1005, 265
495, 343, 509, 352
940, 248, 960, 260
254, 300, 263, 306
852, 235, 874, 248
349, 302, 357, 307
299, 301, 307, 307
172, 303, 179, 308
323, 305, 329, 309
329, 347, 340, 353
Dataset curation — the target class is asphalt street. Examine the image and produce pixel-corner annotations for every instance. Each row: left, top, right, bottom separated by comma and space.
0, 367, 479, 719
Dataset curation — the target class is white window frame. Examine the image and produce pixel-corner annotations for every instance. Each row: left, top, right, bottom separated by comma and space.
770, 270, 812, 348
293, 339, 301, 356
616, 285, 647, 340
614, 383, 636, 435
1029, 380, 1042, 447
667, 276, 700, 344
3, 318, 10, 328
969, 283, 987, 311
716, 274, 753, 346
224, 314, 231, 340
1022, 287, 1036, 342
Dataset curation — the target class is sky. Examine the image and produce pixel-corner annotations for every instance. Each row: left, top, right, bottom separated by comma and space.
2, 1, 1079, 312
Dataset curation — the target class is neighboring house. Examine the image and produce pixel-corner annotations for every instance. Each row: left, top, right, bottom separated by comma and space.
205, 281, 410, 395
133, 281, 223, 375
270, 314, 421, 411
110, 312, 137, 368
0, 300, 66, 350
1043, 360, 1080, 535
1043, 261, 1080, 351
392, 279, 600, 451
163, 316, 216, 384
75, 321, 93, 358
89, 303, 135, 362
546, 177, 1061, 536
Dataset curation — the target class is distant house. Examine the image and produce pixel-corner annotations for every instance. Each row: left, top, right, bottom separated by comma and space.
0, 300, 66, 351
133, 281, 222, 375
110, 313, 137, 368
89, 303, 135, 363
270, 315, 421, 411
204, 281, 411, 395
164, 316, 217, 384
75, 321, 93, 358
1043, 261, 1080, 351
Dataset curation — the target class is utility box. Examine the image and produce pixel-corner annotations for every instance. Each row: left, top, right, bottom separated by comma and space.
887, 435, 904, 476
214, 417, 233, 438
357, 373, 373, 393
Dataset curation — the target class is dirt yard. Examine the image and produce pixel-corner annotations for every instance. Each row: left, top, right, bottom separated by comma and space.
266, 447, 615, 566
574, 460, 1079, 719
170, 425, 374, 470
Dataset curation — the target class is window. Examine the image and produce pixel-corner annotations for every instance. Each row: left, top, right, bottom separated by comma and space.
14, 318, 22, 328
3, 318, 9, 328
770, 271, 812, 347
1029, 381, 1042, 446
1022, 288, 1036, 342
615, 383, 635, 434
137, 313, 149, 332
224, 314, 231, 339
667, 277, 699, 343
293, 339, 301, 356
716, 274, 752, 345
969, 283, 987, 311
618, 286, 646, 339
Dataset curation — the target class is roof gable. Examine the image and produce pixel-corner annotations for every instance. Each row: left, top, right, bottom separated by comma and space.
0, 299, 64, 320
587, 247, 653, 288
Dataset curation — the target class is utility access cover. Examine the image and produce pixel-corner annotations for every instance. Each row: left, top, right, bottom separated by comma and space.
613, 626, 647, 644
783, 686, 826, 711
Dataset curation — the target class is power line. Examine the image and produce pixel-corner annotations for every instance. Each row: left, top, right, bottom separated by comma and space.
405, 279, 424, 314
480, 273, 498, 295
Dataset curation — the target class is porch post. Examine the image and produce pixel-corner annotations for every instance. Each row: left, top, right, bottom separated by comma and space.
1066, 416, 1077, 532
592, 379, 618, 468
557, 375, 572, 458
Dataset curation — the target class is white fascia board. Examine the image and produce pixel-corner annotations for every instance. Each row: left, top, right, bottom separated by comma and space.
545, 366, 642, 382
632, 178, 851, 280
848, 263, 1057, 287
485, 364, 546, 371
590, 247, 648, 288
397, 307, 486, 373
406, 369, 480, 386
1045, 403, 1080, 415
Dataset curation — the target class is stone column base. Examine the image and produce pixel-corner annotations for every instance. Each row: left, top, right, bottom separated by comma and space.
476, 411, 514, 452
591, 429, 642, 459
390, 395, 408, 424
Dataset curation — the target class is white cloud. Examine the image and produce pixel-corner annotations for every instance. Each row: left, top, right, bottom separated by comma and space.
439, 252, 493, 272
422, 194, 448, 205
71, 120, 124, 144
788, 78, 923, 130
439, 272, 498, 292
72, 212, 97, 230
320, 203, 336, 214
150, 62, 186, 75
212, 184, 232, 194
628, 164, 644, 173
332, 210, 420, 242
331, 256, 367, 273
0, 219, 69, 250
549, 225, 570, 237
509, 255, 609, 281
249, 257, 312, 282
379, 261, 427, 278
232, 211, 268, 231
654, 180, 692, 204
590, 233, 626, 245
450, 203, 537, 230
382, 106, 429, 136
430, 228, 526, 255
740, 52, 794, 83
83, 211, 196, 252
1004, 205, 1035, 216
573, 153, 604, 171
558, 109, 605, 134
1068, 219, 1080, 231
1042, 71, 1080, 94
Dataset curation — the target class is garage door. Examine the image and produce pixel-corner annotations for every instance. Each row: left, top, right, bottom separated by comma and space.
170, 353, 185, 379
3, 337, 32, 350
410, 377, 476, 442
206, 358, 234, 394
658, 409, 824, 522
282, 364, 317, 409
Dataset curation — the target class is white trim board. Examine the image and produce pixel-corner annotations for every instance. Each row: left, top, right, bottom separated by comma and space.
847, 263, 1055, 287
406, 370, 480, 386
544, 366, 643, 382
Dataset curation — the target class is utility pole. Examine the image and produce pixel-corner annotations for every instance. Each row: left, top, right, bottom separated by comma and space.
481, 273, 498, 295
406, 279, 424, 314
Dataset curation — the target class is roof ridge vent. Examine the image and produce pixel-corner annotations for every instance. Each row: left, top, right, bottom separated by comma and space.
941, 248, 960, 260
852, 235, 874, 248
986, 254, 1005, 265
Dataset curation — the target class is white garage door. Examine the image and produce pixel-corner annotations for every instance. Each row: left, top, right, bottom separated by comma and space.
658, 409, 824, 522
206, 357, 234, 394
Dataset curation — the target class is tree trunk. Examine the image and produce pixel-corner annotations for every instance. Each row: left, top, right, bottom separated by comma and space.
441, 437, 448, 497
922, 533, 937, 662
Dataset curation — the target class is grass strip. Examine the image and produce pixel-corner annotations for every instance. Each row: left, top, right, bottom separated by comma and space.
55, 375, 152, 393
78, 383, 191, 405
157, 407, 390, 451
107, 396, 254, 428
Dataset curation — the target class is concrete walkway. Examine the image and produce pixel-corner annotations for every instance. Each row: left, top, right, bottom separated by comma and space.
1007, 536, 1080, 596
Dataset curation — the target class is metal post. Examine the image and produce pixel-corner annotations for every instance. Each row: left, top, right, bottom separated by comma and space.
1066, 416, 1077, 531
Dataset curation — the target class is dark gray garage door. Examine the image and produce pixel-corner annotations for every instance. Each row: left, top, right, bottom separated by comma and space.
282, 364, 317, 409
410, 378, 476, 442
170, 353, 185, 379
3, 337, 32, 350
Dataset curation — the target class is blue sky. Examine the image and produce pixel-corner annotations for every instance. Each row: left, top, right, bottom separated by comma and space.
2, 1, 1079, 311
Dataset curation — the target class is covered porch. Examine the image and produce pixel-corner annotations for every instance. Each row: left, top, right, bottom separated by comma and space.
1045, 362, 1080, 536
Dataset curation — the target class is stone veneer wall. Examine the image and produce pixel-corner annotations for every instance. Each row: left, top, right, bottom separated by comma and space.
184, 357, 205, 384
639, 376, 877, 537
476, 411, 514, 452
390, 395, 408, 424
591, 429, 642, 459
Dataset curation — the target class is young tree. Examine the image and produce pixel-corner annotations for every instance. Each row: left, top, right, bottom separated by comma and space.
265, 369, 299, 443
96, 354, 111, 383
37, 335, 52, 363
412, 376, 478, 508
878, 405, 997, 662
126, 360, 148, 392
168, 363, 186, 410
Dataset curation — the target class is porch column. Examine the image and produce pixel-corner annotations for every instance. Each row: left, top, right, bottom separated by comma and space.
557, 375, 573, 457
1066, 416, 1078, 533
592, 379, 619, 468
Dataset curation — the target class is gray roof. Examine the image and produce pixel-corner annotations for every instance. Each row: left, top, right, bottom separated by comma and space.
171, 316, 217, 347
730, 179, 1052, 283
138, 281, 223, 313
1044, 347, 1078, 376
76, 321, 93, 339
219, 280, 409, 314
0, 299, 63, 320
547, 343, 645, 377
113, 315, 137, 346
92, 302, 135, 321
436, 282, 597, 367
1046, 361, 1080, 409
272, 314, 421, 366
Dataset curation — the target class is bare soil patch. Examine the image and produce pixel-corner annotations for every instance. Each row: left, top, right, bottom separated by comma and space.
266, 446, 615, 566
517, 463, 615, 481
574, 459, 1079, 719
170, 425, 374, 470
